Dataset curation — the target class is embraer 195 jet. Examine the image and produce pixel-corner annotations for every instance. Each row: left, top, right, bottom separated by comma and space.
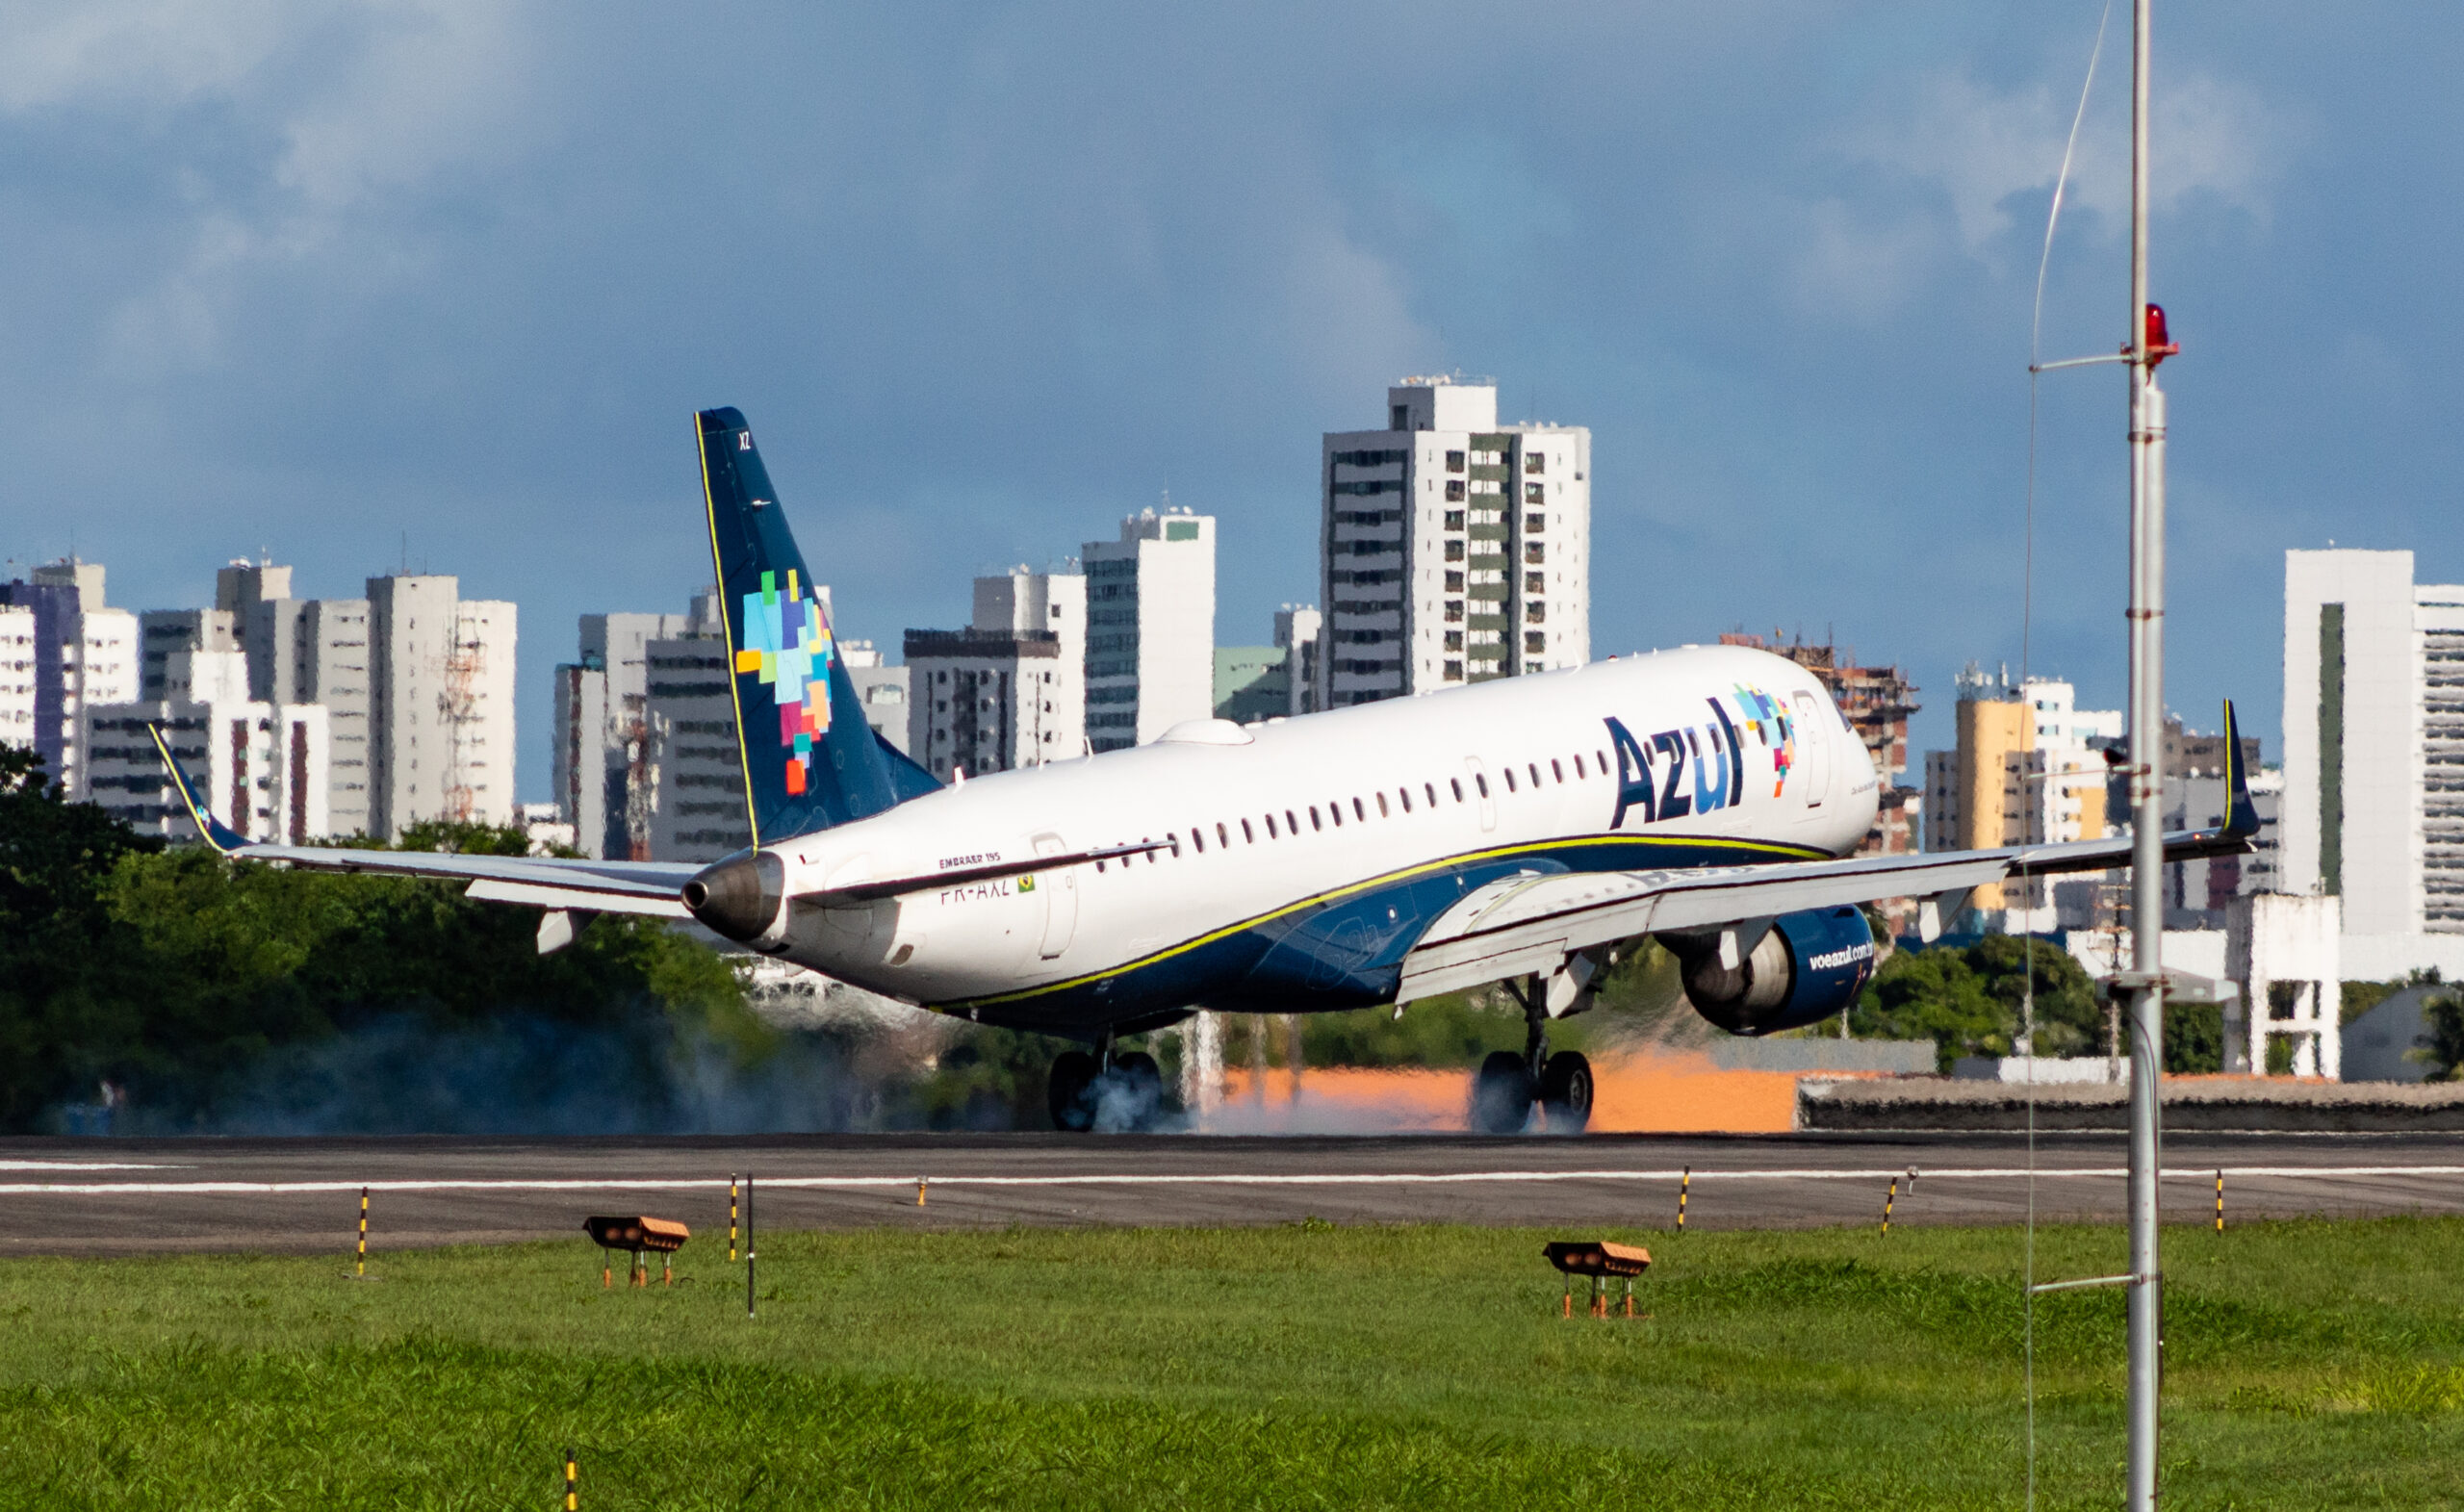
154, 408, 2257, 1132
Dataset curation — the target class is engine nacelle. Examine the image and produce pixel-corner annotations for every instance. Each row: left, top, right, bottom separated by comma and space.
1668, 906, 1878, 1036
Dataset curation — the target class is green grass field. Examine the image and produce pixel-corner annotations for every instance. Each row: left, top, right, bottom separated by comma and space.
3, 1217, 2461, 1509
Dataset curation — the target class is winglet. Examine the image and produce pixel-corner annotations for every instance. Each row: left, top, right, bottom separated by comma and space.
2220, 700, 2260, 838
147, 722, 250, 855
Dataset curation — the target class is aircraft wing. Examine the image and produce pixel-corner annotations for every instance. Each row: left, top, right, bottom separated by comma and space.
148, 724, 696, 917
1397, 702, 2260, 1005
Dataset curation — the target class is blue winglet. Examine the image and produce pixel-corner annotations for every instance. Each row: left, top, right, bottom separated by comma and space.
147, 722, 250, 854
2220, 700, 2260, 838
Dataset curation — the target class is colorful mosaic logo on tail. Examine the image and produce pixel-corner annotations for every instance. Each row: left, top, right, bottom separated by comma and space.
733, 567, 836, 797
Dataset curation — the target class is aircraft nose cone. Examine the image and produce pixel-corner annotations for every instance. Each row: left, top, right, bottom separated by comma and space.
681, 851, 784, 941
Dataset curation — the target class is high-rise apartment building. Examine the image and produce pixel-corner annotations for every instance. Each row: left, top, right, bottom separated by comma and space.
82, 647, 330, 841
0, 603, 36, 752
1276, 605, 1322, 716
553, 609, 694, 859
906, 568, 1087, 777
1319, 378, 1591, 707
365, 574, 516, 837
229, 563, 372, 837
1922, 666, 2118, 914
2280, 549, 2464, 976
840, 641, 912, 756
0, 560, 137, 794
139, 608, 238, 701
1214, 604, 1325, 725
1084, 511, 1213, 750
644, 622, 744, 863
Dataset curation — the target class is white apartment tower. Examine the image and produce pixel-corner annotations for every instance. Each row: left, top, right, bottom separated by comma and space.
81, 647, 331, 842
366, 574, 517, 837
909, 567, 1089, 777
1084, 510, 1215, 751
233, 562, 373, 838
0, 604, 35, 751
553, 610, 693, 859
2280, 549, 2464, 975
2, 560, 137, 794
1320, 377, 1591, 707
644, 603, 744, 863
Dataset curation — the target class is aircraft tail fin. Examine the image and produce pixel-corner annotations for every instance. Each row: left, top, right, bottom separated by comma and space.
697, 406, 940, 845
2220, 699, 2260, 838
148, 722, 249, 854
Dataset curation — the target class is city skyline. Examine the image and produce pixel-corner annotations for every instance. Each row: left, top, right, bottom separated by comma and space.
0, 7, 2453, 803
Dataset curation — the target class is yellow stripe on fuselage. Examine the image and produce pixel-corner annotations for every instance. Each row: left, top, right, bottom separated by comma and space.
944, 830, 1826, 1012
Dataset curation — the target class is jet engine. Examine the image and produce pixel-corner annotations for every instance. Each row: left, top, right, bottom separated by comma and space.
1668, 906, 1879, 1036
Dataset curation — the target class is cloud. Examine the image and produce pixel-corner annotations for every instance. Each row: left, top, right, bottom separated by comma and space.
1847, 64, 2287, 260
4, 1, 534, 373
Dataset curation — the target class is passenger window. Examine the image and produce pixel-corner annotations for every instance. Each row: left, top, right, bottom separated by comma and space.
1503, 768, 1518, 793
1265, 814, 1278, 839
1399, 787, 1412, 813
1573, 754, 1586, 779
1376, 792, 1390, 817
1353, 797, 1367, 821
1309, 806, 1322, 832
1528, 763, 1542, 787
1191, 828, 1204, 854
1242, 818, 1254, 843
1168, 832, 1182, 858
1425, 782, 1439, 807
1551, 759, 1563, 783
1286, 809, 1300, 835
1597, 749, 1609, 773
1218, 822, 1230, 847
1475, 774, 1489, 798
1327, 799, 1343, 828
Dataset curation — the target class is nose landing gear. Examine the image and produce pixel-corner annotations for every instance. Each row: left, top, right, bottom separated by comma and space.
1469, 974, 1596, 1134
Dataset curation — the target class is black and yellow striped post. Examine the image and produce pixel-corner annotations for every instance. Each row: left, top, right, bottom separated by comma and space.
2215, 1169, 2225, 1233
356, 1187, 369, 1277
564, 1447, 578, 1510
1677, 1166, 1689, 1231
1880, 1175, 1898, 1236
730, 1176, 739, 1264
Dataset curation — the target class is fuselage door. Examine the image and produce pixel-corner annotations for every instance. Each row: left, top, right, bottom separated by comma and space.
1464, 756, 1497, 833
1031, 832, 1077, 960
1791, 691, 1832, 807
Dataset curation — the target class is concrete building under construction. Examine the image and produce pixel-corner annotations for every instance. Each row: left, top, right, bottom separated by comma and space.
1718, 631, 1920, 855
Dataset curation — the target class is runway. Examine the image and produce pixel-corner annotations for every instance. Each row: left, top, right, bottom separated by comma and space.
3, 1130, 2462, 1257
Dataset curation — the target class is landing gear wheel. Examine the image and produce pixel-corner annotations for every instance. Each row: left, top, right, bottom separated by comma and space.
1110, 1050, 1166, 1132
1472, 1050, 1536, 1135
1047, 1050, 1099, 1132
1538, 1051, 1594, 1134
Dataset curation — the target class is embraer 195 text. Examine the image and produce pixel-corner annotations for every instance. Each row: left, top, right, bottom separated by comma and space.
155, 409, 2258, 1131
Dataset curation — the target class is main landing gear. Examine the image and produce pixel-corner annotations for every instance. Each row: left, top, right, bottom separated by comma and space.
1047, 1032, 1167, 1132
1471, 975, 1594, 1135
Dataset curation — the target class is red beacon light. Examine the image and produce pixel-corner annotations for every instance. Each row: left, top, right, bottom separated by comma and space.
2139, 302, 2179, 369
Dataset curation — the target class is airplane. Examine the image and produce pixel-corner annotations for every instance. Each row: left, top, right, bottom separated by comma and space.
151, 406, 2259, 1133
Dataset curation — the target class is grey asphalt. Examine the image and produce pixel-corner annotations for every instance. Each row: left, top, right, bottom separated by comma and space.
2, 1131, 2460, 1257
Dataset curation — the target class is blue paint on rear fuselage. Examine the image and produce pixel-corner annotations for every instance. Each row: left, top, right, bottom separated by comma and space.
948, 831, 1824, 1038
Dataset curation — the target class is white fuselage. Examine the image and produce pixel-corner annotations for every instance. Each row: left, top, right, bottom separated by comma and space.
744, 645, 1878, 1032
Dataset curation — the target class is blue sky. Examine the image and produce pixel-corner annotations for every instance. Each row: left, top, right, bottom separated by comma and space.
1, 2, 2454, 800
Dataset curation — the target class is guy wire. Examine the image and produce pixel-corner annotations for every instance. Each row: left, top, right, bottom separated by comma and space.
2023, 5, 2115, 1507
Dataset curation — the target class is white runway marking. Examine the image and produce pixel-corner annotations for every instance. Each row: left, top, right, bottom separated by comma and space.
1, 1165, 2459, 1196
0, 1162, 181, 1172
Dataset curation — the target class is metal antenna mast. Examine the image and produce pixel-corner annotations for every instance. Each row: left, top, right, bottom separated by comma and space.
2122, 0, 2168, 1504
